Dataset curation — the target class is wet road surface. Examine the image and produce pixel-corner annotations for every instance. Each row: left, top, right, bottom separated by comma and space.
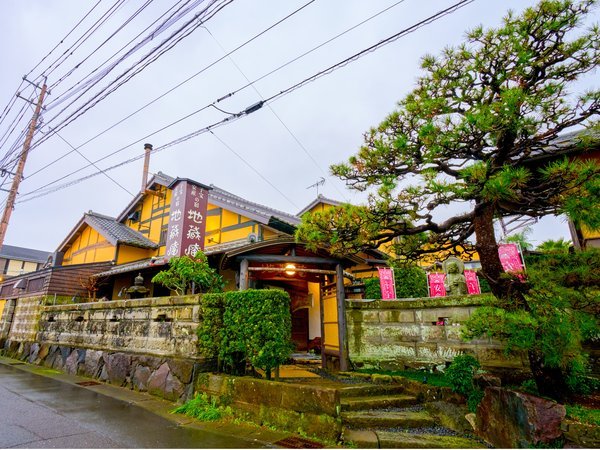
0, 364, 266, 448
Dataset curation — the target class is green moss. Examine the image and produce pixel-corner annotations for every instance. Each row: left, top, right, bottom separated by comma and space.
356, 368, 452, 388
566, 405, 600, 426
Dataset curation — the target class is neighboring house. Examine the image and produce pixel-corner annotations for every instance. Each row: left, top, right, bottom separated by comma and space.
0, 245, 51, 279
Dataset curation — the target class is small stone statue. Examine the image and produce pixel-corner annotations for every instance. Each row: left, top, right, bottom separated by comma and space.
443, 257, 467, 296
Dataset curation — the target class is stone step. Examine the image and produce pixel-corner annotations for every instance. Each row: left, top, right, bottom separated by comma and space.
338, 384, 406, 398
341, 394, 419, 411
341, 410, 435, 429
377, 431, 487, 448
342, 429, 486, 449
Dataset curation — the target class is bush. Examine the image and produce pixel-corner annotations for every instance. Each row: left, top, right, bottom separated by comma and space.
198, 289, 294, 379
363, 264, 427, 299
446, 354, 483, 412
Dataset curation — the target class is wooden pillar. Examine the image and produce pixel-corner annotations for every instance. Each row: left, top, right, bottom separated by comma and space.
239, 258, 248, 291
336, 263, 348, 371
319, 279, 326, 369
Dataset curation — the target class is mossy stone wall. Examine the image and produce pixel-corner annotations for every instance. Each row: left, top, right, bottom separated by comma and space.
346, 295, 527, 370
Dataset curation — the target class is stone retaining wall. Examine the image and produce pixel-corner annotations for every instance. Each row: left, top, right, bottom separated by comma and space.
3, 341, 212, 402
37, 295, 201, 358
198, 373, 342, 440
346, 296, 528, 370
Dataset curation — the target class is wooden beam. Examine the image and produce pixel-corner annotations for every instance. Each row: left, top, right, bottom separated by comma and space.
234, 255, 340, 265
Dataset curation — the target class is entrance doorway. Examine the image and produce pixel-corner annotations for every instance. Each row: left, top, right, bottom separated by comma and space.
291, 308, 309, 351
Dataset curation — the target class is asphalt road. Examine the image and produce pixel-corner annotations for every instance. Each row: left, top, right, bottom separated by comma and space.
0, 364, 266, 448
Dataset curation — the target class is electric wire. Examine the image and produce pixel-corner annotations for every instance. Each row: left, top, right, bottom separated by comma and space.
46, 127, 135, 196
48, 0, 194, 101
30, 0, 233, 152
209, 130, 299, 208
48, 0, 156, 91
18, 0, 317, 179
43, 0, 128, 80
25, 0, 104, 79
203, 23, 353, 202
16, 0, 475, 204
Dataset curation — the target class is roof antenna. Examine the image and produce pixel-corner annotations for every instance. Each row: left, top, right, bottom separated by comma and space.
306, 177, 325, 197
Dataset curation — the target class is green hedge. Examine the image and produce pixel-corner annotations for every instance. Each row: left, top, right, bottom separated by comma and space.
198, 289, 294, 379
364, 265, 428, 299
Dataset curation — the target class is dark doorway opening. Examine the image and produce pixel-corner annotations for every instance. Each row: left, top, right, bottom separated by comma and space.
291, 308, 309, 351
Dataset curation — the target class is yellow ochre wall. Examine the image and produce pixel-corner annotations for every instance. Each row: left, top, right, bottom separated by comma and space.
4, 260, 39, 277
124, 185, 171, 257
62, 225, 115, 265
0, 299, 5, 320
205, 205, 274, 246
116, 246, 153, 265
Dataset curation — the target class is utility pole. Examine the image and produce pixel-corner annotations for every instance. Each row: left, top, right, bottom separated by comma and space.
0, 80, 48, 249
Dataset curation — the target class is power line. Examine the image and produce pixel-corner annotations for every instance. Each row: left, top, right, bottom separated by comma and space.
25, 0, 104, 79
45, 127, 135, 196
10, 0, 316, 179
209, 130, 299, 209
28, 0, 234, 153
16, 0, 475, 205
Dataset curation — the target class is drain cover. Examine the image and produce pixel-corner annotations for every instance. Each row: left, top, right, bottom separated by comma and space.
76, 381, 101, 386
9, 362, 25, 365
274, 437, 324, 449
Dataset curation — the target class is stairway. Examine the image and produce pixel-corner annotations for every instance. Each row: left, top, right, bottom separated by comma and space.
338, 384, 486, 448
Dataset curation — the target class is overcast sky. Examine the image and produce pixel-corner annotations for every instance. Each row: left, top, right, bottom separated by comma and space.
0, 0, 596, 252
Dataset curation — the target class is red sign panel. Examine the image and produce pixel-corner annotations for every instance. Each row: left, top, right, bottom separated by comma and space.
428, 273, 446, 297
377, 267, 396, 300
464, 270, 481, 295
498, 243, 525, 273
165, 180, 210, 258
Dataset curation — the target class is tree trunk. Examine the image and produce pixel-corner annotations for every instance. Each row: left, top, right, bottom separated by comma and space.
528, 349, 569, 403
473, 202, 506, 299
473, 202, 569, 402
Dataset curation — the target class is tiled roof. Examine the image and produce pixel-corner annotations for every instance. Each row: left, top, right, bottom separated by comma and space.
0, 245, 51, 263
297, 194, 343, 217
209, 185, 301, 227
84, 212, 158, 249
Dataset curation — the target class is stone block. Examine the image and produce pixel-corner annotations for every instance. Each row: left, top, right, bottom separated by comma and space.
84, 350, 104, 378
64, 350, 79, 375
474, 387, 565, 448
132, 365, 152, 391
167, 359, 194, 384
380, 324, 421, 342
379, 310, 415, 323
105, 353, 131, 387
232, 378, 282, 408
280, 383, 338, 416
415, 343, 440, 361
147, 362, 170, 397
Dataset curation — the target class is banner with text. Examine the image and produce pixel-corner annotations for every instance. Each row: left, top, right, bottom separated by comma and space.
165, 180, 210, 258
464, 270, 481, 295
378, 267, 396, 300
428, 273, 446, 297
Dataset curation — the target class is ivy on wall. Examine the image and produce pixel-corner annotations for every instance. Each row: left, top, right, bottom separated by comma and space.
198, 289, 294, 379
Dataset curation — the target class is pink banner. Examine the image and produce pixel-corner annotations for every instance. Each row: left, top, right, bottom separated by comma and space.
464, 270, 481, 295
165, 180, 211, 258
428, 273, 446, 297
378, 267, 396, 300
498, 243, 525, 273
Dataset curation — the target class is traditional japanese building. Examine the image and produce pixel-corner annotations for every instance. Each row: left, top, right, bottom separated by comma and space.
0, 171, 383, 367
